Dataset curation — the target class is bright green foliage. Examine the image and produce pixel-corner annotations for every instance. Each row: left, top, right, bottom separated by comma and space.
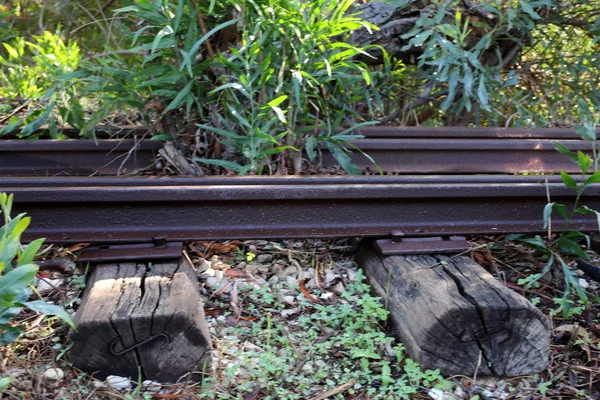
0, 31, 84, 137
200, 271, 449, 399
0, 33, 78, 100
1, 0, 391, 174
196, 0, 383, 174
0, 193, 75, 352
65, 0, 240, 137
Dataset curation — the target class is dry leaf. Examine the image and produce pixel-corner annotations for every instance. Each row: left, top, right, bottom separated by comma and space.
299, 278, 320, 304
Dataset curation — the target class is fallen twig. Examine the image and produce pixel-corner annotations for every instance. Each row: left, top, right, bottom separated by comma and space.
308, 379, 357, 400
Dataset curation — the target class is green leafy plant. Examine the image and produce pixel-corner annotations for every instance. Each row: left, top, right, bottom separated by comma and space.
195, 0, 385, 174
0, 30, 81, 100
0, 193, 74, 361
516, 118, 600, 317
0, 31, 84, 137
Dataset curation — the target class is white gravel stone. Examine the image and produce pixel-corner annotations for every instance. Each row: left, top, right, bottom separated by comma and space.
286, 275, 298, 286
206, 277, 232, 292
36, 278, 62, 294
106, 375, 131, 391
298, 269, 313, 281
204, 268, 217, 277
141, 380, 162, 394
579, 278, 590, 289
427, 388, 445, 399
319, 292, 334, 300
325, 270, 337, 282
256, 254, 273, 263
281, 308, 301, 318
43, 368, 64, 381
197, 258, 212, 272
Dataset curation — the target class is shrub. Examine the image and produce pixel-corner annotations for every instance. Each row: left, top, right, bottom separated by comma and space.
0, 193, 74, 349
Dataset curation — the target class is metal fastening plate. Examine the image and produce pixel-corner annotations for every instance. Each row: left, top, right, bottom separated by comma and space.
373, 236, 470, 255
78, 242, 183, 263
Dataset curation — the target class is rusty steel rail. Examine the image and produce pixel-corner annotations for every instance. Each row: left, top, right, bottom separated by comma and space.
6, 175, 600, 244
356, 126, 598, 139
324, 138, 592, 174
0, 139, 159, 176
1, 125, 148, 139
1, 128, 592, 176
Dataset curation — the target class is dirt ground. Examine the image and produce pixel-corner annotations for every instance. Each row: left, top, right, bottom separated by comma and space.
1, 236, 599, 399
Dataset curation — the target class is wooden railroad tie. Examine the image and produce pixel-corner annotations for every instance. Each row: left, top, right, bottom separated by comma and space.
357, 244, 551, 377
70, 258, 211, 382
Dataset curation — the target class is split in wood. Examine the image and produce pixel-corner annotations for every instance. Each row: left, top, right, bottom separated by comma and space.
357, 245, 551, 376
70, 258, 211, 382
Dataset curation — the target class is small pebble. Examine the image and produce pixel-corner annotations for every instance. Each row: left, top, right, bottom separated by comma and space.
141, 380, 162, 394
325, 270, 337, 282
43, 368, 64, 381
270, 263, 284, 274
243, 341, 262, 352
36, 278, 63, 294
106, 375, 131, 391
579, 278, 590, 289
281, 308, 301, 318
320, 292, 334, 300
298, 270, 313, 282
206, 277, 232, 292
427, 388, 445, 399
197, 258, 212, 272
284, 295, 295, 304
204, 268, 217, 277
286, 276, 298, 286
256, 254, 272, 263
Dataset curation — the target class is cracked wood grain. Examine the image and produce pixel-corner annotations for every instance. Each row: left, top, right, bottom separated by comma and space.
70, 258, 211, 382
357, 246, 550, 376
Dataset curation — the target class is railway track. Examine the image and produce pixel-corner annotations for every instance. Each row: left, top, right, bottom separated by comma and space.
2, 127, 599, 246
3, 127, 593, 378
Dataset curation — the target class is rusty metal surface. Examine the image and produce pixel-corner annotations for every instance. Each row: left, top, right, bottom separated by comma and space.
2, 128, 592, 176
0, 139, 158, 176
322, 138, 591, 174
0, 174, 569, 187
373, 236, 471, 255
5, 175, 600, 243
1, 125, 148, 139
356, 126, 596, 139
78, 242, 183, 262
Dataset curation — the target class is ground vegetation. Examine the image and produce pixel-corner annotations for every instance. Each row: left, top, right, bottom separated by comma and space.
1, 0, 600, 398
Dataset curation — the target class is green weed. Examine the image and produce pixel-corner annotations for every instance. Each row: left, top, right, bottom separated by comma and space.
200, 270, 449, 399
0, 193, 74, 390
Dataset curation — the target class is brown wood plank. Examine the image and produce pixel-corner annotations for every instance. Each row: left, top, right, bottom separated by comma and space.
357, 245, 551, 376
70, 258, 211, 382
